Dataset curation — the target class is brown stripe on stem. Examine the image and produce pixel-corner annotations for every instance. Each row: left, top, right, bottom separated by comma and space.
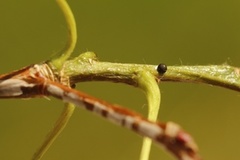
121, 118, 126, 126
0, 65, 33, 80
101, 109, 108, 117
155, 122, 200, 160
20, 83, 46, 98
45, 80, 201, 160
132, 121, 140, 132
82, 98, 94, 111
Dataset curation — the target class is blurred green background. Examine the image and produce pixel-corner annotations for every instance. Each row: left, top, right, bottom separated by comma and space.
0, 0, 240, 159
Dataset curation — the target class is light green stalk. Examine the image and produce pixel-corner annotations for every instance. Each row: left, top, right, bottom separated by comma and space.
136, 71, 161, 160
32, 0, 77, 159
32, 103, 75, 160
62, 53, 240, 92
50, 0, 77, 70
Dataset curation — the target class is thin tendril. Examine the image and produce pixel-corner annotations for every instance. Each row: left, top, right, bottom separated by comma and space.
50, 0, 77, 70
32, 0, 77, 159
32, 103, 75, 160
136, 71, 161, 160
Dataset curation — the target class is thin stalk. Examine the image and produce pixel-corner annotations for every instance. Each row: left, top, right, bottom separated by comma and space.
32, 103, 75, 160
136, 71, 161, 160
50, 0, 77, 70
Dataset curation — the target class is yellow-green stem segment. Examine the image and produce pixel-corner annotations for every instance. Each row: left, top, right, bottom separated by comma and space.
32, 103, 75, 160
50, 0, 77, 70
136, 71, 161, 160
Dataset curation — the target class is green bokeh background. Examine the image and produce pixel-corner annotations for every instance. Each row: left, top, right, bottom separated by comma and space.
0, 0, 240, 159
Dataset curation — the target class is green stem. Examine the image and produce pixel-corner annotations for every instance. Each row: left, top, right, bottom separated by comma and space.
50, 0, 77, 70
63, 52, 240, 92
162, 65, 240, 91
32, 103, 75, 160
136, 71, 161, 160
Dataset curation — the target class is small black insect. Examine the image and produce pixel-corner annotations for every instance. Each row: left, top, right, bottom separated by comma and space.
157, 63, 167, 74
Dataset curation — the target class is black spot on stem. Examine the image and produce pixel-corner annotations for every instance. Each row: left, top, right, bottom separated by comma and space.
157, 63, 167, 74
